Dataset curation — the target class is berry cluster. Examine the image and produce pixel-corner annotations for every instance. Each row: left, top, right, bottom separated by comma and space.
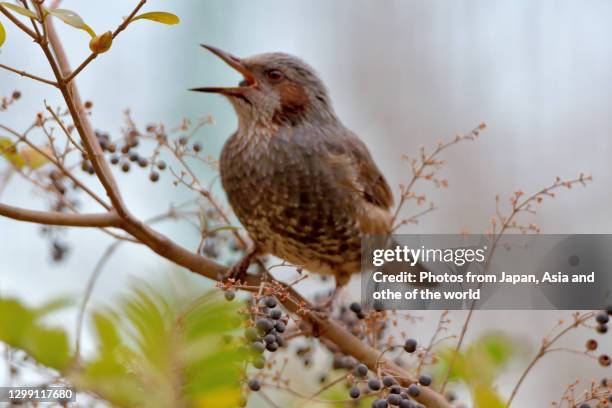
242, 295, 287, 396
353, 369, 432, 408
593, 309, 611, 368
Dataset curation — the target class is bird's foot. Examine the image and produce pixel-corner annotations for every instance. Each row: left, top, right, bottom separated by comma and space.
223, 250, 256, 283
312, 285, 344, 313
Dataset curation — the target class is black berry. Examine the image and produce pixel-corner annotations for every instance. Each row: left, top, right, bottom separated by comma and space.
355, 363, 368, 377
349, 386, 360, 399
372, 399, 388, 408
383, 375, 396, 387
269, 308, 282, 320
248, 379, 261, 391
596, 313, 610, 324
349, 302, 362, 314
264, 296, 277, 308
368, 378, 381, 391
404, 338, 417, 353
407, 384, 420, 397
418, 374, 432, 386
255, 318, 274, 334
387, 394, 401, 406
274, 321, 286, 333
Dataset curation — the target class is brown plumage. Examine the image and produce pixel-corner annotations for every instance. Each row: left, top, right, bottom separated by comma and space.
192, 45, 398, 288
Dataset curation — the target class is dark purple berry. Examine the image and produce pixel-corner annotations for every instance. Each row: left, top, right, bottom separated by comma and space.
368, 378, 381, 391
399, 400, 413, 408
404, 338, 417, 353
255, 318, 274, 334
355, 363, 368, 377
407, 384, 420, 397
387, 394, 401, 406
349, 302, 362, 314
266, 342, 278, 352
275, 334, 285, 347
274, 321, 286, 333
382, 375, 396, 387
418, 374, 432, 386
269, 308, 282, 320
372, 399, 388, 408
596, 313, 610, 324
248, 379, 261, 391
349, 386, 360, 399
264, 296, 277, 308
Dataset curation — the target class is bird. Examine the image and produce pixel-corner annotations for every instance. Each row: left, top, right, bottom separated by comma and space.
191, 44, 421, 295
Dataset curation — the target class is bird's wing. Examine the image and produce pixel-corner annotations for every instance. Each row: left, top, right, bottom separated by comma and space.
323, 129, 394, 210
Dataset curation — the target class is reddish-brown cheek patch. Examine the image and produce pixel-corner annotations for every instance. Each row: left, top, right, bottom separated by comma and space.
273, 83, 310, 126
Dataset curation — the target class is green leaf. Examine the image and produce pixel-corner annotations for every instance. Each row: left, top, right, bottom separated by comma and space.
131, 11, 180, 25
0, 298, 35, 344
47, 8, 95, 37
0, 297, 72, 371
35, 296, 73, 315
0, 137, 25, 169
0, 2, 38, 20
23, 326, 71, 370
0, 20, 5, 48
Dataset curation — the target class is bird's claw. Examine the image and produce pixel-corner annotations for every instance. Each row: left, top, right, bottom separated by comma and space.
224, 254, 252, 283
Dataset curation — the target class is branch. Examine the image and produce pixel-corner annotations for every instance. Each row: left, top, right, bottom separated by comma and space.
0, 202, 121, 227
0, 63, 58, 87
4, 5, 454, 407
44, 14, 130, 218
0, 5, 37, 40
64, 0, 147, 83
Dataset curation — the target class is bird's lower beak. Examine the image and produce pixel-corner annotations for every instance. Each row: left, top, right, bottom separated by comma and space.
190, 44, 256, 96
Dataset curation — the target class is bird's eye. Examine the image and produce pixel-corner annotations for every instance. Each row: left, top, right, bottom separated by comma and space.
265, 69, 284, 83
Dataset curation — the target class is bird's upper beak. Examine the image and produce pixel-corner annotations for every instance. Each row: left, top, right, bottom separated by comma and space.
190, 44, 257, 96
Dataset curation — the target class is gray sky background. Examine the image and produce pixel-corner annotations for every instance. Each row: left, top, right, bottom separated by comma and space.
1, 1, 611, 406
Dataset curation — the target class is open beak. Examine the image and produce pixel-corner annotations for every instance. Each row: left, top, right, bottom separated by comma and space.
190, 44, 257, 96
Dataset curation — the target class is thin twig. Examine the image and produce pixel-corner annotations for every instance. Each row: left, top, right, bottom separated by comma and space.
0, 63, 58, 87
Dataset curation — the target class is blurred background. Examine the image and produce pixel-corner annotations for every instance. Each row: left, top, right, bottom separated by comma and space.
1, 1, 610, 406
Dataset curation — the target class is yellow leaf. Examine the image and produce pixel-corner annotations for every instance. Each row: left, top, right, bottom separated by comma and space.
473, 384, 505, 408
19, 145, 50, 169
0, 137, 25, 169
89, 31, 112, 54
131, 11, 180, 25
0, 20, 5, 48
195, 386, 241, 408
47, 8, 95, 38
0, 2, 39, 20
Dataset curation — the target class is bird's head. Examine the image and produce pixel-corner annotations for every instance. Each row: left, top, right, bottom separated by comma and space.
192, 44, 337, 128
